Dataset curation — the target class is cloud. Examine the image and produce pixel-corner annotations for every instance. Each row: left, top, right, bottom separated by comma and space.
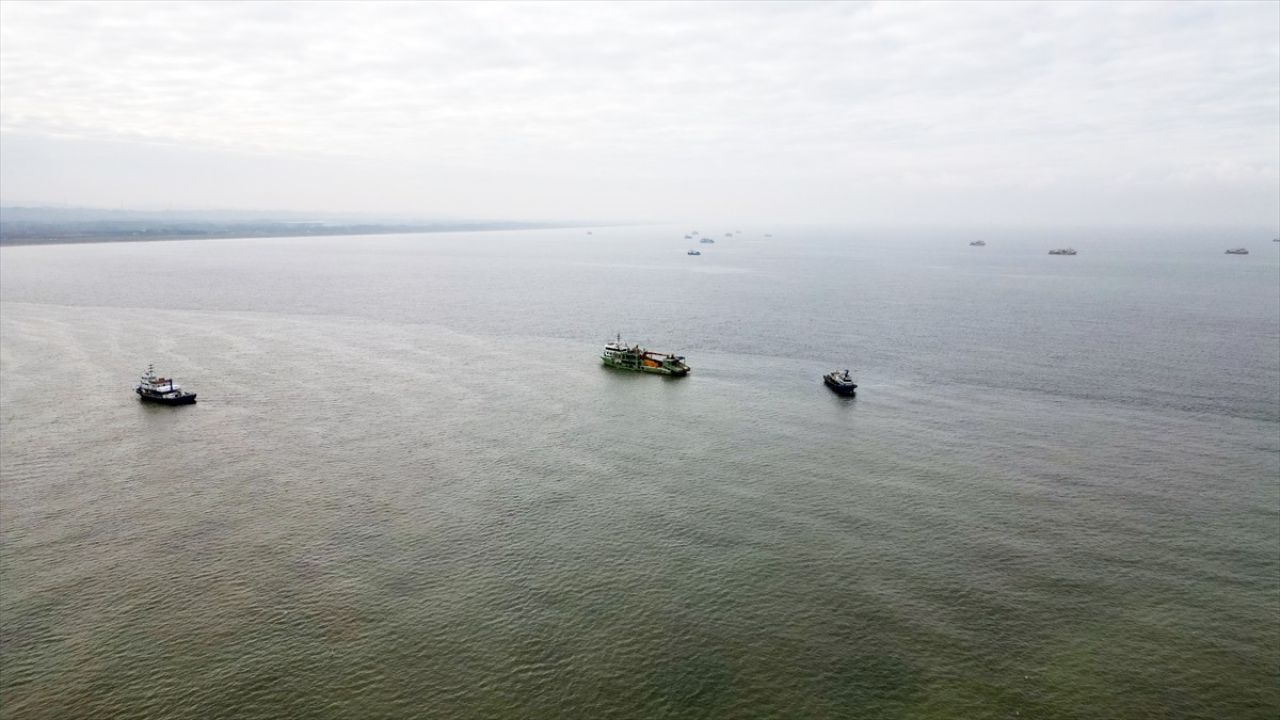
0, 0, 1276, 224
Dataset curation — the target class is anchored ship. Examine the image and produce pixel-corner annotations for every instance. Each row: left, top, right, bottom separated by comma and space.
601, 335, 690, 376
135, 364, 197, 405
824, 369, 858, 396
1225, 248, 1249, 255
1048, 248, 1078, 255
969, 240, 986, 246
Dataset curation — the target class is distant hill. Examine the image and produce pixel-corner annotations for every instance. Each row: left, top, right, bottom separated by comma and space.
0, 207, 581, 245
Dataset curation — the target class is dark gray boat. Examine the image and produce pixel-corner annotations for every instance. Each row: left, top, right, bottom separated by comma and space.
135, 364, 197, 405
824, 369, 857, 396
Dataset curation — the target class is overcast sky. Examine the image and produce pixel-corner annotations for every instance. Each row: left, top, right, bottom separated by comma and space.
1, 1, 1277, 225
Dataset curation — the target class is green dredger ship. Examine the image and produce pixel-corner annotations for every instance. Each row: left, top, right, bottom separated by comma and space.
601, 335, 691, 376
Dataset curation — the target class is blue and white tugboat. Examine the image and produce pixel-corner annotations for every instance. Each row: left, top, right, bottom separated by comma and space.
135, 364, 197, 405
824, 369, 858, 397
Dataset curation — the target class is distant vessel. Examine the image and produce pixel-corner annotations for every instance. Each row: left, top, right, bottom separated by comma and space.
1048, 248, 1078, 255
135, 364, 197, 405
823, 369, 858, 396
699, 237, 715, 244
602, 336, 690, 376
687, 249, 701, 255
969, 240, 986, 247
1225, 248, 1249, 255
684, 234, 692, 239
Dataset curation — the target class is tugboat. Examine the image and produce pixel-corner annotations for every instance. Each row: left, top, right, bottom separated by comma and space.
1048, 248, 1078, 255
969, 240, 986, 246
135, 364, 197, 405
824, 369, 858, 397
687, 249, 701, 256
601, 335, 690, 376
1225, 248, 1249, 255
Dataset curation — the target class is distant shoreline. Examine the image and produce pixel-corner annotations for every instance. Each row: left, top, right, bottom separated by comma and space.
0, 221, 586, 247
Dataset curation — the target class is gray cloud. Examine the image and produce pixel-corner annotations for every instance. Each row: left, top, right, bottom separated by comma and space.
1, 0, 1276, 224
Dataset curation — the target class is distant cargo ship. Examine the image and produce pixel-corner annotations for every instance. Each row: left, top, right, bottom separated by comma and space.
969, 240, 986, 246
601, 335, 690, 376
1225, 248, 1249, 255
1049, 248, 1078, 255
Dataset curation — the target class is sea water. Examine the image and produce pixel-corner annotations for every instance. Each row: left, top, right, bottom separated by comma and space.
1, 226, 1277, 719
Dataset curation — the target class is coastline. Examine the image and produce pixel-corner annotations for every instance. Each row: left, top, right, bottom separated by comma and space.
0, 221, 589, 247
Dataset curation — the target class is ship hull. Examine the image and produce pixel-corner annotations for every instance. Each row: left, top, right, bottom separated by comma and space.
601, 358, 689, 376
137, 390, 197, 405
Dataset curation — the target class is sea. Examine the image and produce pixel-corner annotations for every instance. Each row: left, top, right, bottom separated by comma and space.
1, 226, 1277, 719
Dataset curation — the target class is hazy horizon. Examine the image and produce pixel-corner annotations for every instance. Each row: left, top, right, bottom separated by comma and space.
3, 204, 1277, 236
2, 1, 1278, 227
